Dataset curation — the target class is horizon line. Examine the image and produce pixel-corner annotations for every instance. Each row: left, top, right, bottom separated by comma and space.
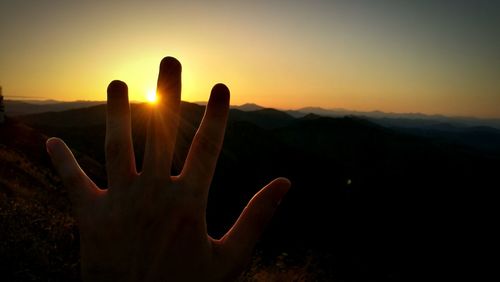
4, 98, 500, 120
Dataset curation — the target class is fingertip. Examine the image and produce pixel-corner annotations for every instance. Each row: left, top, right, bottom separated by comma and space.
267, 177, 291, 205
107, 80, 128, 99
212, 83, 230, 94
273, 177, 291, 187
210, 83, 230, 103
156, 56, 182, 101
221, 177, 290, 252
160, 56, 182, 73
108, 80, 127, 92
46, 136, 60, 146
46, 137, 63, 156
270, 177, 291, 191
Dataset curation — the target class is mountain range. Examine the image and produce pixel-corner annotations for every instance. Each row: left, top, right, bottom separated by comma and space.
234, 103, 500, 129
7, 100, 500, 129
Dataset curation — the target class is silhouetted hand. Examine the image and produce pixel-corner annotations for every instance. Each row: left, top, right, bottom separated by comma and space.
46, 57, 290, 281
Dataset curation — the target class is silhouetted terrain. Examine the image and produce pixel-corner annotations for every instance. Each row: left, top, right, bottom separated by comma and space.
4, 100, 105, 116
1, 102, 498, 280
0, 118, 104, 281
11, 99, 500, 129
286, 106, 500, 129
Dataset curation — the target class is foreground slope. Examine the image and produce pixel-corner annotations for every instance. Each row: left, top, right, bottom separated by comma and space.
0, 118, 105, 281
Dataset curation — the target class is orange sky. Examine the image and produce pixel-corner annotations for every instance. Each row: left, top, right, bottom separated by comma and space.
1, 1, 499, 118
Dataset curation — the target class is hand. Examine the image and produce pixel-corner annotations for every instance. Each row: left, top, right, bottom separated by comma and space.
46, 56, 290, 281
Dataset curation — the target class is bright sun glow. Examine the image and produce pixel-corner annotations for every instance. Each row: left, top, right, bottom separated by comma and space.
146, 88, 158, 104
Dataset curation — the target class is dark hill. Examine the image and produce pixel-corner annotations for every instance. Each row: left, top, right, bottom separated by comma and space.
232, 103, 264, 111
5, 100, 105, 116
394, 124, 500, 154
0, 117, 105, 281
228, 108, 295, 129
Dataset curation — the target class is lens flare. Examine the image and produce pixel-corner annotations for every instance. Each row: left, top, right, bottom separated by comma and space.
146, 88, 157, 104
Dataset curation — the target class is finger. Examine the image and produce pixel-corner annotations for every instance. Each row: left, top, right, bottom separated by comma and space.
46, 137, 100, 211
220, 178, 291, 257
181, 84, 230, 193
106, 80, 136, 187
142, 57, 182, 178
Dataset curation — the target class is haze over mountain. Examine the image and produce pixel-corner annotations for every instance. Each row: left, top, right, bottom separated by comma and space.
230, 103, 500, 129
7, 99, 500, 130
4, 100, 105, 116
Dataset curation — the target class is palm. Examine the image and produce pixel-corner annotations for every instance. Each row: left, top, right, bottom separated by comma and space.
46, 57, 290, 281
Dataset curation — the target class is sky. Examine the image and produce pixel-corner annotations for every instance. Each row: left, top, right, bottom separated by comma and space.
1, 0, 499, 118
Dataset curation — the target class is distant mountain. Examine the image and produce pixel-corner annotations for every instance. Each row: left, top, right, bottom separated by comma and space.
292, 106, 500, 129
4, 100, 105, 116
17, 101, 500, 157
232, 103, 264, 111
194, 102, 264, 111
298, 113, 322, 121
8, 100, 500, 129
230, 108, 295, 129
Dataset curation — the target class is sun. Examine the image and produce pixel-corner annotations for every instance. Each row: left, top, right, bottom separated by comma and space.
146, 88, 158, 104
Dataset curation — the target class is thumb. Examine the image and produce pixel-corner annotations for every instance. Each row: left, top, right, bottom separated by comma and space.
221, 177, 291, 258
46, 137, 99, 211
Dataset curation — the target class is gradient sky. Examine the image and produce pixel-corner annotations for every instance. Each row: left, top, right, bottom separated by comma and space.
1, 0, 499, 117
